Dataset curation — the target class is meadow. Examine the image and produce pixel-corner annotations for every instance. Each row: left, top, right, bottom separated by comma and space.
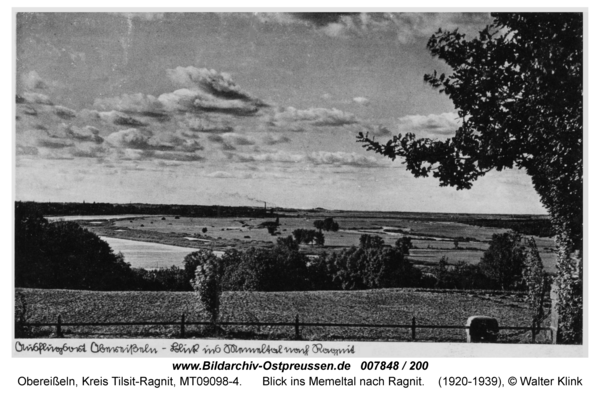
83, 211, 557, 271
16, 288, 549, 343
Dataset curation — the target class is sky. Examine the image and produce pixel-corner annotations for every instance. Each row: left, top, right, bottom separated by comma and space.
15, 12, 547, 214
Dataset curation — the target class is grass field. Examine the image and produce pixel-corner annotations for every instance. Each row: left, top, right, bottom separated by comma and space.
16, 288, 550, 343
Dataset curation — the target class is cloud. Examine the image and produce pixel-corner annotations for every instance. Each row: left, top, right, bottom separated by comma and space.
181, 116, 234, 133
17, 129, 80, 153
253, 12, 490, 43
21, 71, 49, 90
158, 88, 262, 116
92, 66, 268, 119
220, 142, 237, 151
141, 151, 204, 162
291, 13, 360, 27
229, 151, 304, 164
388, 13, 492, 44
78, 109, 101, 121
106, 129, 203, 154
163, 66, 267, 116
22, 106, 38, 116
353, 97, 370, 106
224, 133, 255, 146
263, 134, 291, 145
397, 112, 460, 137
255, 12, 359, 34
307, 151, 380, 167
64, 125, 104, 144
273, 106, 358, 127
37, 137, 74, 149
206, 132, 255, 151
54, 105, 77, 120
206, 171, 235, 178
118, 12, 165, 22
168, 66, 261, 103
369, 124, 393, 137
228, 150, 382, 168
21, 92, 53, 105
106, 129, 170, 151
70, 145, 108, 158
17, 145, 39, 156
99, 110, 147, 127
207, 134, 224, 144
94, 93, 168, 119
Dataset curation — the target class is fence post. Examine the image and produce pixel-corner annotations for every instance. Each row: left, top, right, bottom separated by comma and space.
180, 313, 186, 339
411, 317, 416, 341
295, 314, 300, 340
531, 319, 536, 343
56, 314, 63, 338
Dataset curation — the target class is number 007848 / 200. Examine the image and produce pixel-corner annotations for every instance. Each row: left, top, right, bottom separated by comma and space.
360, 361, 428, 370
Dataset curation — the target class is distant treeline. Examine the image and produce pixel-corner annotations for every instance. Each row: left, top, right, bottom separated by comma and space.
452, 218, 555, 238
17, 201, 276, 219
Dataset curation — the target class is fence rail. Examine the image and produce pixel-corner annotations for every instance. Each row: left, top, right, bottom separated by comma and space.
21, 314, 553, 343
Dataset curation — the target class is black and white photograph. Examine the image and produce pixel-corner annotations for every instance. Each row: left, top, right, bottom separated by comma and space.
13, 10, 584, 352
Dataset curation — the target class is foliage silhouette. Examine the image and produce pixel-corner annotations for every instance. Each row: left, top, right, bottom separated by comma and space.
357, 13, 582, 343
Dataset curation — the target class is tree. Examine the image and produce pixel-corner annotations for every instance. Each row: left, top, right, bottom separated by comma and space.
188, 250, 223, 330
359, 234, 385, 249
395, 236, 413, 255
323, 217, 340, 232
357, 13, 582, 343
277, 235, 299, 251
219, 245, 309, 292
314, 218, 339, 232
292, 228, 324, 245
310, 243, 416, 290
313, 219, 324, 232
479, 232, 526, 290
14, 202, 138, 291
313, 231, 325, 246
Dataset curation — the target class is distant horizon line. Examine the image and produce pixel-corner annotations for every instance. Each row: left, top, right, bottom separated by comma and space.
17, 199, 550, 218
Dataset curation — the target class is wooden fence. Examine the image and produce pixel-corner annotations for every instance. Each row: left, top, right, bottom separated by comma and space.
21, 314, 553, 343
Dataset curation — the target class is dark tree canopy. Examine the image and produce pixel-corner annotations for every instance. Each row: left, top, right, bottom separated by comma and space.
479, 231, 526, 290
357, 13, 583, 251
